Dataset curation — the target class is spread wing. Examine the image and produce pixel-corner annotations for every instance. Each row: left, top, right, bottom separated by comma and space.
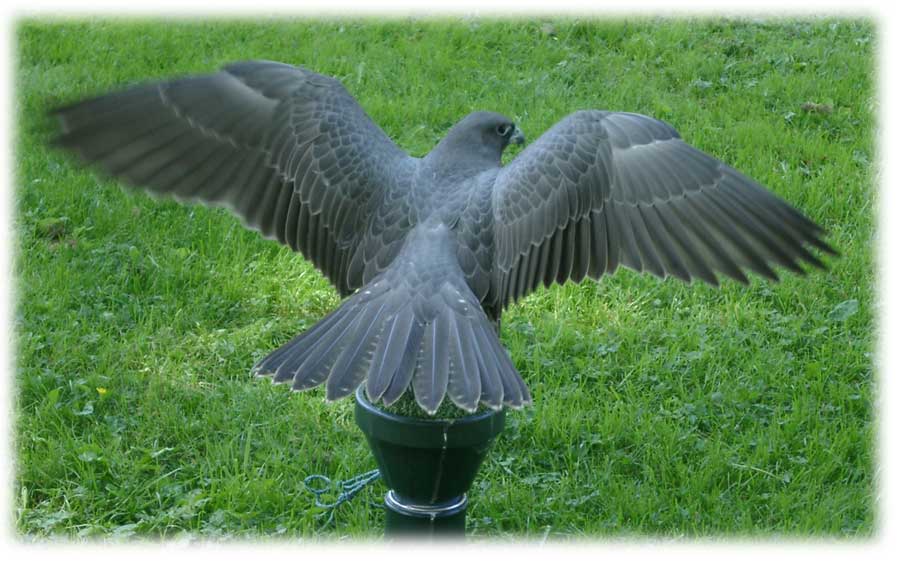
491, 110, 836, 309
52, 60, 417, 296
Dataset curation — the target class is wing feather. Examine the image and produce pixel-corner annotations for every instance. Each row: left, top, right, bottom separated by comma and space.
491, 110, 835, 309
52, 60, 416, 296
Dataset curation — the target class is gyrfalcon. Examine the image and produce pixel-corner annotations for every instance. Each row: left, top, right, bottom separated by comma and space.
52, 60, 836, 414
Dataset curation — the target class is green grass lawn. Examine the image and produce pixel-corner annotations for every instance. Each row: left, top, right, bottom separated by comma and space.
14, 17, 875, 539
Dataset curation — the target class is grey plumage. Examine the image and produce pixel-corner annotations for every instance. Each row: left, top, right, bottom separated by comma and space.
51, 60, 836, 415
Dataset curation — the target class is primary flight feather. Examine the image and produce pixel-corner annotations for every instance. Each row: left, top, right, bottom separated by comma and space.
51, 60, 836, 414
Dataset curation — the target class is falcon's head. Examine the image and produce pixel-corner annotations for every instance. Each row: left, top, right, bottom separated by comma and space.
430, 111, 525, 167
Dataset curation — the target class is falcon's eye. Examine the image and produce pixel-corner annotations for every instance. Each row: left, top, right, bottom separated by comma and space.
496, 124, 512, 137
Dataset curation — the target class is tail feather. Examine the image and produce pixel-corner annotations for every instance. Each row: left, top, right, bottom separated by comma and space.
472, 321, 530, 408
252, 305, 349, 379
365, 307, 416, 402
472, 329, 504, 409
414, 312, 451, 413
253, 275, 530, 413
380, 320, 425, 406
253, 222, 532, 414
287, 306, 362, 388
325, 303, 388, 399
446, 317, 482, 412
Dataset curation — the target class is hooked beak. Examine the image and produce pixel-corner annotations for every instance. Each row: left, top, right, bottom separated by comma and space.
510, 125, 526, 146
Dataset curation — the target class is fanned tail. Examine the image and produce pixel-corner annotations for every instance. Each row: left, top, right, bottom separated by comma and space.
253, 221, 531, 414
